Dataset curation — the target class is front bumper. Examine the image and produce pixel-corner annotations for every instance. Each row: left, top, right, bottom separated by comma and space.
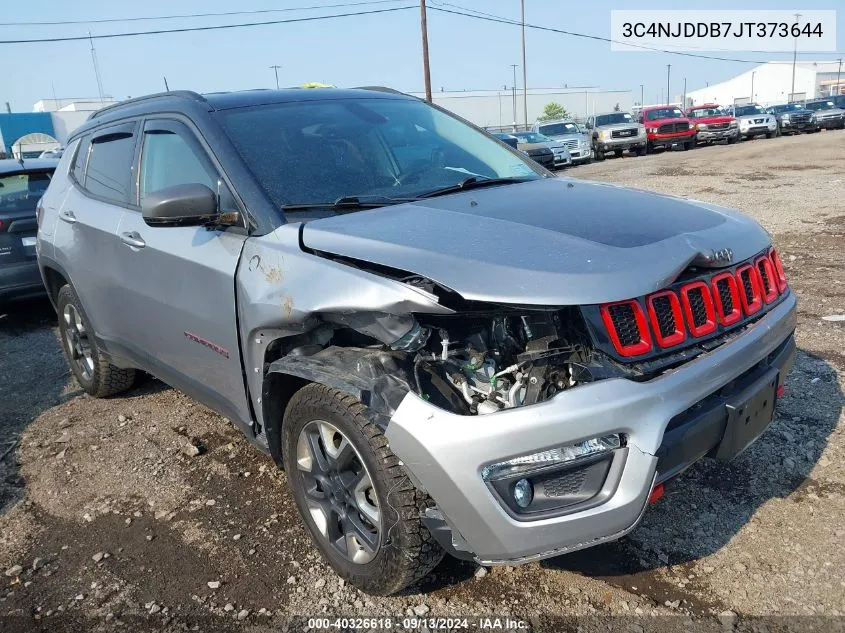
696, 127, 738, 141
779, 119, 818, 132
596, 136, 646, 152
646, 130, 696, 147
386, 293, 797, 564
740, 123, 777, 137
815, 115, 845, 129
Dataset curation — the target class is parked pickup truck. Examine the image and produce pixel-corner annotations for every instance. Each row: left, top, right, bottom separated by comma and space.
584, 111, 647, 160
637, 106, 697, 151
766, 103, 819, 135
38, 88, 797, 596
802, 99, 845, 130
685, 105, 738, 145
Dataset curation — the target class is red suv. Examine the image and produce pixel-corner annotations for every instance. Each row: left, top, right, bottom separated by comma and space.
637, 106, 696, 151
685, 104, 739, 145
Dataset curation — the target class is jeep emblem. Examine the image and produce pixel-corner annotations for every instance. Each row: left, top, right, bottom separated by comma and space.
707, 248, 734, 264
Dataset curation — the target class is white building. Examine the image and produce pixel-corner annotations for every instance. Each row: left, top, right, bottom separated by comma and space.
411, 87, 633, 130
686, 61, 844, 107
35, 97, 115, 145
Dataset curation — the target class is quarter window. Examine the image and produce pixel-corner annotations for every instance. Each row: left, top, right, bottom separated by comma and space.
72, 136, 91, 185
139, 127, 216, 202
85, 130, 136, 204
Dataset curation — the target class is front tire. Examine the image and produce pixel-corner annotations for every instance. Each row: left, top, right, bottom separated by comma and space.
593, 146, 605, 161
283, 384, 444, 595
56, 285, 136, 397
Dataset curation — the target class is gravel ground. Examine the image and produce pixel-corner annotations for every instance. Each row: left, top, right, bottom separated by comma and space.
0, 130, 843, 632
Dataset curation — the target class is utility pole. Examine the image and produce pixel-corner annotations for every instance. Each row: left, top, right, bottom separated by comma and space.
790, 13, 801, 101
420, 0, 432, 102
88, 32, 105, 103
666, 64, 671, 104
269, 65, 281, 90
520, 0, 528, 128
837, 58, 843, 96
682, 77, 686, 108
640, 84, 644, 107
751, 71, 755, 101
510, 64, 518, 131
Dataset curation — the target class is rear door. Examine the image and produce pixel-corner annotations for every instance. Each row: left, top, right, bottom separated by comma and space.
110, 117, 251, 424
0, 167, 53, 270
51, 123, 138, 345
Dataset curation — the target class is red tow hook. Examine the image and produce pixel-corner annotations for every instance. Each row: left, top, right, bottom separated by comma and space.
776, 384, 786, 398
648, 483, 664, 504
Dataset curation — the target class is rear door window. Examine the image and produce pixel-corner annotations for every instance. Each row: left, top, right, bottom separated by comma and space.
84, 123, 138, 205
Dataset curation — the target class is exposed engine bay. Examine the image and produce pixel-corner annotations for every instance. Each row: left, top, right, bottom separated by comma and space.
396, 309, 594, 415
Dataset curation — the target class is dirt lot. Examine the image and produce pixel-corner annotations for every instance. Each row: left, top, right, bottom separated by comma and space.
1, 130, 843, 632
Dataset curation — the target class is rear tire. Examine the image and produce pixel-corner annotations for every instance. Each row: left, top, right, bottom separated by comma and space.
56, 285, 136, 397
282, 383, 444, 595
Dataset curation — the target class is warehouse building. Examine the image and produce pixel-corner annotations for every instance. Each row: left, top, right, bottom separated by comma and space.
411, 87, 633, 130
0, 97, 113, 158
686, 61, 844, 108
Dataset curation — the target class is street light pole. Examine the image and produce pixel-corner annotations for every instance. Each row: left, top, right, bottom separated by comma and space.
269, 65, 281, 90
837, 58, 843, 96
640, 84, 644, 107
790, 13, 802, 101
520, 0, 528, 128
420, 0, 432, 102
751, 71, 755, 101
510, 64, 518, 131
682, 77, 686, 108
666, 64, 671, 104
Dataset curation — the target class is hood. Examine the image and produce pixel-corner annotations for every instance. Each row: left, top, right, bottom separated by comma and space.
812, 107, 845, 117
595, 121, 641, 131
692, 115, 735, 125
518, 142, 552, 154
644, 116, 691, 126
544, 131, 585, 141
300, 178, 771, 306
736, 113, 773, 122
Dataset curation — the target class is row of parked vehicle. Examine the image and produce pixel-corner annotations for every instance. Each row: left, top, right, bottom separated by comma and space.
492, 94, 845, 167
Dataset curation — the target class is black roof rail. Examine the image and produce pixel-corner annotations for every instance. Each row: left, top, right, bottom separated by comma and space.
88, 90, 209, 120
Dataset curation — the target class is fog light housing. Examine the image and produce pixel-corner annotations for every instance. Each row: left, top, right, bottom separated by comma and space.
513, 479, 533, 508
481, 434, 622, 481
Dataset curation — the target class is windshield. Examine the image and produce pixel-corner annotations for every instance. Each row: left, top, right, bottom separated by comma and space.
219, 97, 541, 207
688, 107, 725, 118
772, 104, 805, 113
644, 108, 685, 121
0, 171, 52, 214
514, 132, 551, 143
734, 105, 766, 116
537, 122, 579, 136
594, 113, 633, 126
805, 101, 835, 111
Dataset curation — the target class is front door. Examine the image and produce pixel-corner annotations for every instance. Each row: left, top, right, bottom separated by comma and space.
111, 118, 251, 425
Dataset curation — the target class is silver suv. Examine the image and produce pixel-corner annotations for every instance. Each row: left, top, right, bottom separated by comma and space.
531, 119, 592, 163
38, 88, 796, 595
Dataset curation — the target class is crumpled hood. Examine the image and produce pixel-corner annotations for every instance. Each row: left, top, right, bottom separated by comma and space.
300, 178, 771, 306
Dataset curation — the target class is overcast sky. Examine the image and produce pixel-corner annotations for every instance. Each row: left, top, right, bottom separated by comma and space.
2, 0, 842, 110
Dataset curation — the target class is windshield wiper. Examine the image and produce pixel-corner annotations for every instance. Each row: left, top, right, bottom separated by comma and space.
414, 176, 533, 200
281, 195, 414, 212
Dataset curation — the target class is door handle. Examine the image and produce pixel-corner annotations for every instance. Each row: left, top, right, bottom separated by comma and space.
59, 210, 77, 224
120, 231, 146, 249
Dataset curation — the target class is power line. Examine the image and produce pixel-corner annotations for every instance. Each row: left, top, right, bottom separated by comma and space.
428, 4, 816, 65
0, 0, 406, 27
0, 6, 416, 44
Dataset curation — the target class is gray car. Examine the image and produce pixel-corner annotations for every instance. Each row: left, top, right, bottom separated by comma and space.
531, 119, 592, 164
512, 131, 571, 168
0, 158, 57, 303
38, 88, 796, 595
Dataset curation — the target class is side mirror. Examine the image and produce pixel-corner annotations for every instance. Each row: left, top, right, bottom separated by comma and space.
142, 183, 220, 227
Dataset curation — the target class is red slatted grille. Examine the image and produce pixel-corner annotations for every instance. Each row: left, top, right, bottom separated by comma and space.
600, 250, 788, 358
